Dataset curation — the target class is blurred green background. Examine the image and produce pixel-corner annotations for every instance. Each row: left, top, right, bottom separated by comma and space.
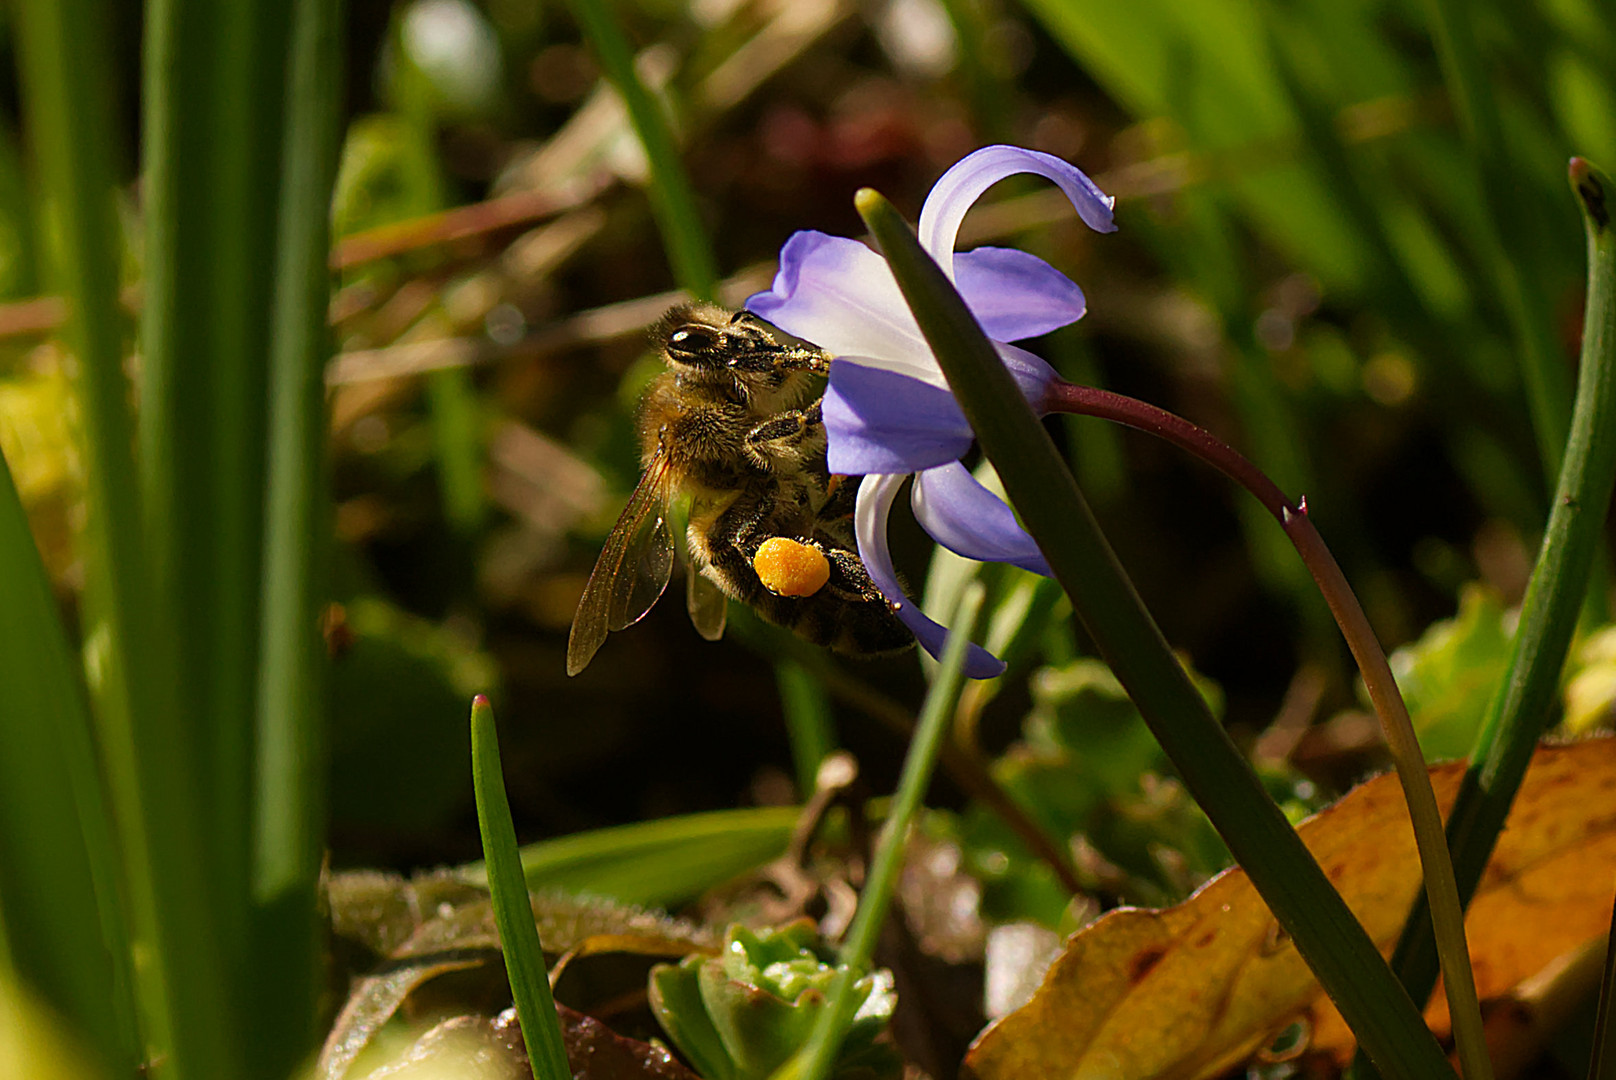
1, 0, 1611, 861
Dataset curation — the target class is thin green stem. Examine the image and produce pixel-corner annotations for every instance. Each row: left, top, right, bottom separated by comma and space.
769, 584, 985, 1080
1042, 381, 1491, 1079
566, 0, 719, 298
471, 696, 572, 1080
733, 615, 1085, 895
856, 187, 1456, 1079
777, 659, 836, 798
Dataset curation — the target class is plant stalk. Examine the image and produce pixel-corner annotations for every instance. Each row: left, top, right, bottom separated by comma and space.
1042, 381, 1491, 1079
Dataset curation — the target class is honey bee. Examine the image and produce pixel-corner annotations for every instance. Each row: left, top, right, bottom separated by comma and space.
566, 302, 914, 675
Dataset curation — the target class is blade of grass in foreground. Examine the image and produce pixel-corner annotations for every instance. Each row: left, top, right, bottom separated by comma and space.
1363, 158, 1616, 1076
0, 455, 135, 1072
565, 0, 718, 298
472, 696, 571, 1080
141, 0, 292, 945
855, 188, 1458, 1080
247, 0, 344, 1072
13, 0, 235, 1073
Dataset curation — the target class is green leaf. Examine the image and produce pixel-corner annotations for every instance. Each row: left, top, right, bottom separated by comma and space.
0, 446, 134, 1072
471, 695, 571, 1080
461, 807, 800, 909
247, 0, 345, 1069
1387, 584, 1513, 760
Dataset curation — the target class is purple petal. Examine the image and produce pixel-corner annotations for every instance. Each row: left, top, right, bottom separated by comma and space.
855, 475, 1007, 679
918, 146, 1117, 278
745, 231, 942, 385
911, 462, 1052, 576
956, 247, 1086, 341
823, 362, 973, 474
995, 342, 1061, 404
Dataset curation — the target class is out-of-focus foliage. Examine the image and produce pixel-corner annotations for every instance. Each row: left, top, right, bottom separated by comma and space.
1567, 625, 1616, 734
1387, 583, 1513, 760
329, 596, 497, 831
0, 972, 102, 1080
964, 658, 1326, 920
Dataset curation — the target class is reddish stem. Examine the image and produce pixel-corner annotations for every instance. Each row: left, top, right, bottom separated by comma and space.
1044, 381, 1294, 519
1042, 377, 1484, 1053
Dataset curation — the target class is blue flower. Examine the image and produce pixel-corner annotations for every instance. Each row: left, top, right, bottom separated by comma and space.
747, 146, 1116, 677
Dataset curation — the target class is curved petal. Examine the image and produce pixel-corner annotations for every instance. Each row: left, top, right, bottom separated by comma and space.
911, 462, 1051, 576
744, 231, 943, 386
918, 146, 1117, 278
855, 475, 1007, 679
956, 247, 1086, 341
995, 342, 1061, 405
823, 363, 973, 474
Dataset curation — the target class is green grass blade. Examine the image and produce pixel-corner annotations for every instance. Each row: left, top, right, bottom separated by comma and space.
247, 0, 344, 1070
855, 188, 1458, 1080
141, 0, 292, 931
457, 806, 799, 908
772, 584, 985, 1080
0, 454, 135, 1072
13, 0, 234, 1073
471, 696, 572, 1080
1371, 158, 1616, 1067
565, 0, 719, 298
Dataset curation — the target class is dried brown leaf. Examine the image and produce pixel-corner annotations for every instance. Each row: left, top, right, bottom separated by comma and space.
965, 738, 1616, 1080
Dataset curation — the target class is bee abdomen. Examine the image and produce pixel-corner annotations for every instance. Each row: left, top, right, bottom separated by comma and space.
751, 589, 913, 659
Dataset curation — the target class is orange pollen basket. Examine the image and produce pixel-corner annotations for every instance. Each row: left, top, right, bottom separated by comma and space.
752, 537, 831, 597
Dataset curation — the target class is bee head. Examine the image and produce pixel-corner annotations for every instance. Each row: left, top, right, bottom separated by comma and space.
656, 303, 827, 383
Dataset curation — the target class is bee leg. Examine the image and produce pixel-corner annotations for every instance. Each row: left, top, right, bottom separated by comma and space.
703, 488, 783, 603
742, 401, 825, 472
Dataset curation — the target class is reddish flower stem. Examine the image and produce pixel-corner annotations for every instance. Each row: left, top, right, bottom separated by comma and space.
1043, 378, 1487, 1069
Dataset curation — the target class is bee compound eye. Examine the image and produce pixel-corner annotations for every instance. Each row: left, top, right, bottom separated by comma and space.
667, 324, 720, 358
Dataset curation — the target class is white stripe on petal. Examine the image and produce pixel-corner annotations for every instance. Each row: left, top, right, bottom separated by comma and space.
854, 473, 1008, 678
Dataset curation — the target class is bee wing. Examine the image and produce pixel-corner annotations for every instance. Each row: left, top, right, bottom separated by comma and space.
686, 561, 728, 642
567, 458, 676, 676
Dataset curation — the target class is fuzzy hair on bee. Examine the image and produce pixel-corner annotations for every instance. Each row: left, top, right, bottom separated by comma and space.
566, 303, 913, 676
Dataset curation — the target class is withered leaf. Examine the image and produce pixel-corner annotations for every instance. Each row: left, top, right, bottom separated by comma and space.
965, 738, 1616, 1080
321, 876, 716, 1079
338, 1006, 701, 1080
